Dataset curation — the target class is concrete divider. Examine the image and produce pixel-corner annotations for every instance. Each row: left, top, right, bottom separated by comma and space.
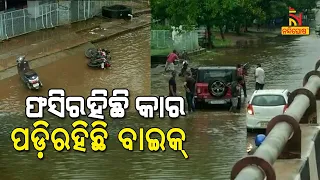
294, 127, 320, 180
231, 60, 320, 180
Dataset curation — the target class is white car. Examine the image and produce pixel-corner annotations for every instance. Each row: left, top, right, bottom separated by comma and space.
246, 89, 290, 130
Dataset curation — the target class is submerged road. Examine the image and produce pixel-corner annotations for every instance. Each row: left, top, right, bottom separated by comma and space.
1, 29, 320, 179
151, 33, 320, 179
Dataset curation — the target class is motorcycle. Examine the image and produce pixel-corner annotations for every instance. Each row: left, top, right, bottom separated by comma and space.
179, 60, 189, 77
85, 48, 111, 69
88, 57, 111, 69
17, 56, 43, 90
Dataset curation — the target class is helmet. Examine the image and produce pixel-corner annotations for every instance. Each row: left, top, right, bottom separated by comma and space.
182, 60, 188, 65
255, 134, 266, 147
16, 56, 25, 63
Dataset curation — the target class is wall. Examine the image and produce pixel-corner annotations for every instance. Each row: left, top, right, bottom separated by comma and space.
296, 127, 320, 180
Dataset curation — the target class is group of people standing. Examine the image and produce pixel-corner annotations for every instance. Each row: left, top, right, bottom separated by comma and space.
169, 68, 196, 114
166, 50, 196, 114
165, 49, 266, 114
230, 63, 265, 113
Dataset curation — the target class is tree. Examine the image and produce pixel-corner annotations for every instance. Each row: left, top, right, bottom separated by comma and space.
152, 0, 239, 48
151, 0, 317, 48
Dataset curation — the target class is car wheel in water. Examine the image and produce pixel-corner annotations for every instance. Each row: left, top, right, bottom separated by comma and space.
102, 5, 132, 20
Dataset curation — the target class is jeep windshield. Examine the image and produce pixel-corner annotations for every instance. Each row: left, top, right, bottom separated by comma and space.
197, 69, 236, 83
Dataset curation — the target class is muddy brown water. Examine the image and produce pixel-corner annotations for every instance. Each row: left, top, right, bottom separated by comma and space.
151, 34, 320, 179
1, 31, 320, 180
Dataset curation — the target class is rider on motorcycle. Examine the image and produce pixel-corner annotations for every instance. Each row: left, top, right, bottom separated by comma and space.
95, 48, 111, 69
16, 56, 25, 63
101, 49, 107, 57
179, 60, 189, 77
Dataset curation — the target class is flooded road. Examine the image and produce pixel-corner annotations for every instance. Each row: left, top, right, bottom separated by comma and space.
151, 34, 320, 179
1, 30, 320, 179
0, 27, 150, 112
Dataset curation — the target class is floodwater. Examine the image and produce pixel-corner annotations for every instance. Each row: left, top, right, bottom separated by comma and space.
1, 29, 320, 179
0, 27, 150, 112
151, 34, 320, 179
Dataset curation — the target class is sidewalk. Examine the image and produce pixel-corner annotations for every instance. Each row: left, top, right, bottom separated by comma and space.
0, 8, 151, 72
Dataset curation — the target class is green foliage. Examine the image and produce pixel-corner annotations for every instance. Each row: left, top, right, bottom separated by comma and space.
151, 0, 317, 29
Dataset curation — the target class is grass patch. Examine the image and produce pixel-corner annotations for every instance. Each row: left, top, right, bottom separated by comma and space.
151, 48, 172, 56
213, 39, 235, 47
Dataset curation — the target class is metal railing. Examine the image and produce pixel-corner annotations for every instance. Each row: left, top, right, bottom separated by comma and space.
230, 60, 320, 180
151, 30, 201, 52
0, 0, 136, 40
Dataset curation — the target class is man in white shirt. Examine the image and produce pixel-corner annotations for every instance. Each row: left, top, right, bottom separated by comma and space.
255, 63, 265, 90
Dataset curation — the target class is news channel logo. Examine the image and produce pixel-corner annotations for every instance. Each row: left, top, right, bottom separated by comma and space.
281, 7, 310, 36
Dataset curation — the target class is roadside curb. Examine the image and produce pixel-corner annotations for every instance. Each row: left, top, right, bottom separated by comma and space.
90, 22, 151, 43
74, 8, 151, 34
0, 9, 151, 73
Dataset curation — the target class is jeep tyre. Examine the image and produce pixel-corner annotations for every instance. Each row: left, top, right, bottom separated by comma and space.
102, 5, 132, 20
208, 79, 227, 98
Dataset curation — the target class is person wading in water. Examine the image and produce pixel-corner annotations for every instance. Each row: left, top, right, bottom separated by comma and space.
169, 71, 177, 96
236, 64, 247, 98
165, 50, 179, 72
255, 63, 265, 90
184, 71, 195, 113
230, 76, 242, 113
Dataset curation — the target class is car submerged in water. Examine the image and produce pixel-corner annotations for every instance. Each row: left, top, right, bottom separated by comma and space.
17, 56, 43, 90
191, 66, 239, 108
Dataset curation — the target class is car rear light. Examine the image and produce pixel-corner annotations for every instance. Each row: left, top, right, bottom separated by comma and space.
197, 88, 201, 94
247, 104, 254, 115
283, 104, 288, 113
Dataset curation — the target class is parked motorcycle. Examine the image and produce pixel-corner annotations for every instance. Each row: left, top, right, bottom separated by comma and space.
85, 48, 111, 69
17, 56, 43, 90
